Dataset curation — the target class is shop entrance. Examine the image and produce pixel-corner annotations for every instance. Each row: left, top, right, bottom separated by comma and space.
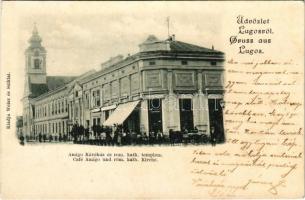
208, 98, 225, 143
148, 99, 163, 133
179, 99, 194, 132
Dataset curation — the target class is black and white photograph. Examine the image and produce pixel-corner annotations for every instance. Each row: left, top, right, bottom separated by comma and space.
17, 9, 225, 147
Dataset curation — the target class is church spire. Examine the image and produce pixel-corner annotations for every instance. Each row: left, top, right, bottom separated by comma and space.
28, 23, 42, 46
24, 23, 47, 85
32, 22, 38, 35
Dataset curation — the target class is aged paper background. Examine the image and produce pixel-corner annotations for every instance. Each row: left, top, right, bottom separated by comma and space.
1, 1, 304, 199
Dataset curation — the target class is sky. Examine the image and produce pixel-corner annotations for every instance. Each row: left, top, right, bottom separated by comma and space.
16, 2, 224, 76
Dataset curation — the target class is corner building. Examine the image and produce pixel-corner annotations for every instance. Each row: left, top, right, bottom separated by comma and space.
69, 35, 225, 139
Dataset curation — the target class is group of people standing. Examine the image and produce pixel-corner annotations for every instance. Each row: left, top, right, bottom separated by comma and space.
70, 123, 165, 146
18, 123, 221, 146
35, 132, 69, 143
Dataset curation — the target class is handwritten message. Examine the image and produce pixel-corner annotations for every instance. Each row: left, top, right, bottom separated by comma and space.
190, 59, 303, 197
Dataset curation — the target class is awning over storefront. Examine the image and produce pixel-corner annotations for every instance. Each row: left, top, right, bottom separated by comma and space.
103, 100, 140, 126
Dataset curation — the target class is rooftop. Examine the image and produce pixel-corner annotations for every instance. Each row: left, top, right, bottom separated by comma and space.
83, 35, 224, 84
139, 35, 223, 54
46, 76, 77, 91
169, 40, 221, 53
29, 76, 77, 98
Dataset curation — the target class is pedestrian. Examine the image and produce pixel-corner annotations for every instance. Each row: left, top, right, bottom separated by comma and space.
39, 133, 42, 142
85, 128, 89, 142
136, 132, 142, 145
142, 132, 148, 145
121, 129, 126, 145
117, 131, 122, 146
43, 134, 47, 142
149, 131, 155, 144
157, 130, 163, 144
210, 126, 216, 146
19, 134, 25, 145
49, 134, 53, 142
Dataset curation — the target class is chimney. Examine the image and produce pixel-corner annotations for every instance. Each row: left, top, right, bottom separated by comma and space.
172, 34, 175, 41
212, 45, 214, 50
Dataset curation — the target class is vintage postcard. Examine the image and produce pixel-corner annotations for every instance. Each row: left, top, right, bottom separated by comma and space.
0, 1, 304, 199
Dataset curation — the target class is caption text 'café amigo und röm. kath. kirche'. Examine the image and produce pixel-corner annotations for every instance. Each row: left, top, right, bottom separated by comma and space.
22, 25, 225, 142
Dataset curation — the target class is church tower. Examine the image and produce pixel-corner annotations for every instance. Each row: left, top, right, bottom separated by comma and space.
25, 24, 47, 85
22, 24, 47, 139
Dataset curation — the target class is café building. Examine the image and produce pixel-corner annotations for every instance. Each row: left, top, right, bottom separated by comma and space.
69, 34, 225, 138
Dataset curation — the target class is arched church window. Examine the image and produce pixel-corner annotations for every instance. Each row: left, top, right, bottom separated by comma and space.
34, 58, 41, 69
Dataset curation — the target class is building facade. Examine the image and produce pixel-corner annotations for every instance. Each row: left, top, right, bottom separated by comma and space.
22, 28, 225, 141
